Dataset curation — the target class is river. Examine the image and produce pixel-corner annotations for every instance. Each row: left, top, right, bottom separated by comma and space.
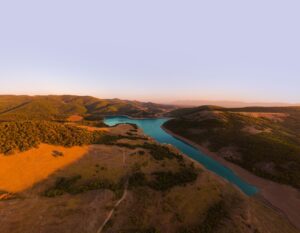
104, 116, 258, 196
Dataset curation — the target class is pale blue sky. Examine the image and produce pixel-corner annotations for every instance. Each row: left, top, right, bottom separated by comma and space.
0, 0, 299, 103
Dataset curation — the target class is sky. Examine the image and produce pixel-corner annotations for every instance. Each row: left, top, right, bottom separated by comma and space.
0, 0, 299, 103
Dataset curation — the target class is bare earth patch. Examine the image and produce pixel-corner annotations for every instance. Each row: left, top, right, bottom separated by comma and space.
67, 115, 84, 122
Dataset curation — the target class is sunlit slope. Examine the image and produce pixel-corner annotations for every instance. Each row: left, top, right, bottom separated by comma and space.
0, 95, 175, 121
0, 144, 88, 192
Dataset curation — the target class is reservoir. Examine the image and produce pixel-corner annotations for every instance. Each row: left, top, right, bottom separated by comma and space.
104, 116, 258, 196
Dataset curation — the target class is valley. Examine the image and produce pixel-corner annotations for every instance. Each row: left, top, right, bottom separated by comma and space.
0, 95, 299, 232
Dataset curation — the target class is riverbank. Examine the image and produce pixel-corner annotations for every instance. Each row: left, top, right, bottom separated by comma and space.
162, 125, 300, 230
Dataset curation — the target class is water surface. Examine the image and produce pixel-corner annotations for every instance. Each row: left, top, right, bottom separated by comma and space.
104, 116, 258, 196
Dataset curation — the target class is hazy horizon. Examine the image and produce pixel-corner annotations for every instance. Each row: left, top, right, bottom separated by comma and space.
1, 0, 299, 103
1, 93, 299, 108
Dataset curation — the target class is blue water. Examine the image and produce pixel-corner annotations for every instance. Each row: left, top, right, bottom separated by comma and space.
104, 116, 258, 196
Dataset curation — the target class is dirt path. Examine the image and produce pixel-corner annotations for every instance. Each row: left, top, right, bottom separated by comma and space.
96, 150, 128, 233
96, 181, 128, 233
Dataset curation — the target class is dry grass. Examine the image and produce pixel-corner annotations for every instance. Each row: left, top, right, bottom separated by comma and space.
66, 122, 109, 132
165, 173, 223, 225
237, 112, 288, 122
0, 124, 298, 233
250, 199, 299, 233
0, 144, 88, 193
242, 126, 272, 135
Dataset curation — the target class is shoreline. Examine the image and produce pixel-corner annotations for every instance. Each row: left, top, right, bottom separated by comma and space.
162, 125, 300, 230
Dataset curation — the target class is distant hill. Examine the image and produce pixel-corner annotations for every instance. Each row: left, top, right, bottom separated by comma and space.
172, 100, 299, 108
0, 95, 176, 121
165, 105, 300, 189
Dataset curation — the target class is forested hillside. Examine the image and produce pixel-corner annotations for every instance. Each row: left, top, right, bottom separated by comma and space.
0, 121, 108, 154
165, 105, 300, 189
0, 95, 175, 121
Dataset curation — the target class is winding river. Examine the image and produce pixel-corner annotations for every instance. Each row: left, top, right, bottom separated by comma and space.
104, 116, 258, 196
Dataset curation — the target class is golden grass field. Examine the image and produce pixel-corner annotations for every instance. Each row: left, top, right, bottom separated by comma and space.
0, 144, 89, 193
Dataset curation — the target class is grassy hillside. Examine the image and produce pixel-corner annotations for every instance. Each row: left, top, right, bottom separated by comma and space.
0, 124, 297, 233
0, 95, 176, 121
165, 106, 300, 189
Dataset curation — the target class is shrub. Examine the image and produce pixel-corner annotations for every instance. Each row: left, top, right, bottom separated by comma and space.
129, 172, 148, 188
149, 169, 198, 191
44, 175, 81, 197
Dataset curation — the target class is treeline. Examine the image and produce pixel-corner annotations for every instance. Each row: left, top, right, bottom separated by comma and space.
0, 121, 107, 154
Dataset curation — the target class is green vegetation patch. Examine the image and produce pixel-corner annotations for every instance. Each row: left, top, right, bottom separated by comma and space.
44, 175, 82, 197
44, 175, 126, 197
149, 168, 198, 191
142, 143, 183, 161
129, 168, 199, 191
111, 140, 184, 162
0, 121, 109, 154
129, 172, 148, 188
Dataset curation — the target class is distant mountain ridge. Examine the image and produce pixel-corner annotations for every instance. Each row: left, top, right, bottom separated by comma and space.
0, 95, 176, 121
172, 100, 300, 108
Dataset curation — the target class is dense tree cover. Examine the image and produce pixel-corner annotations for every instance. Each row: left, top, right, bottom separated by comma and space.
0, 121, 109, 154
129, 172, 148, 188
149, 169, 198, 191
165, 110, 300, 189
129, 168, 198, 191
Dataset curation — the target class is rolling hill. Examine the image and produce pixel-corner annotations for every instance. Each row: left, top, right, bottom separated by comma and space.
171, 100, 300, 108
0, 97, 299, 232
0, 95, 176, 121
165, 105, 300, 189
0, 124, 298, 233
